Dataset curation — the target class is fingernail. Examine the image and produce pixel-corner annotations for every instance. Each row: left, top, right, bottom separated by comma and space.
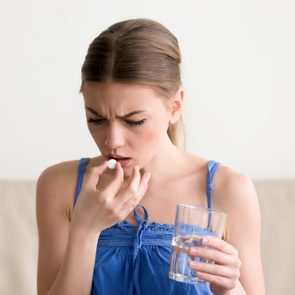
189, 261, 197, 268
146, 172, 151, 181
190, 247, 198, 255
201, 237, 209, 244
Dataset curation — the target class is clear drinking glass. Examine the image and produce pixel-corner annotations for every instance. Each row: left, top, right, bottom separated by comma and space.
169, 204, 227, 284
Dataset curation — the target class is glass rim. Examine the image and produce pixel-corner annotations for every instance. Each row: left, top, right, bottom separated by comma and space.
176, 203, 227, 217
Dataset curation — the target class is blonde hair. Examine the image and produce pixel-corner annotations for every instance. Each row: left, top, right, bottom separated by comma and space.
80, 18, 184, 145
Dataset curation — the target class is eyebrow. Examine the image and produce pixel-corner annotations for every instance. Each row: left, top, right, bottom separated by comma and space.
85, 106, 146, 119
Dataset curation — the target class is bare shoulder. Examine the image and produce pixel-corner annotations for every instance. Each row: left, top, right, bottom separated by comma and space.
213, 165, 261, 240
180, 152, 257, 204
213, 165, 258, 207
37, 159, 80, 183
36, 159, 81, 219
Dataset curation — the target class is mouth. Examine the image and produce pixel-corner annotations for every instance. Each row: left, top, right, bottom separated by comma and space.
107, 154, 132, 168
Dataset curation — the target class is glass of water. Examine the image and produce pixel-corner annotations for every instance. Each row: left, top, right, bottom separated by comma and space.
169, 204, 227, 285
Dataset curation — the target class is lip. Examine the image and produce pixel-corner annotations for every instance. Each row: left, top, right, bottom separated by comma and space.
107, 153, 130, 160
115, 158, 131, 168
106, 154, 132, 168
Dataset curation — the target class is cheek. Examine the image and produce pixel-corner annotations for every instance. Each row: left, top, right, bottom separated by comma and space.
132, 123, 168, 152
87, 127, 105, 147
146, 128, 166, 143
149, 117, 169, 140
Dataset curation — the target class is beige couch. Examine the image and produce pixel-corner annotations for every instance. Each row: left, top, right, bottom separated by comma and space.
1, 179, 294, 295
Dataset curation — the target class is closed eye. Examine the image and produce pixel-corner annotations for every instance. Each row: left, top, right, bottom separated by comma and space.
126, 119, 146, 126
87, 118, 106, 125
87, 118, 146, 127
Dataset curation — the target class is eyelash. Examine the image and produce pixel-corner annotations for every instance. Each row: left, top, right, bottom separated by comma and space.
87, 118, 146, 127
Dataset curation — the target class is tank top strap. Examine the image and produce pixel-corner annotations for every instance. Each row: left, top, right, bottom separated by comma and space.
206, 160, 221, 210
73, 157, 90, 208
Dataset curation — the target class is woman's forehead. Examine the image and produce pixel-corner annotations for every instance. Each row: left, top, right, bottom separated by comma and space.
83, 82, 168, 109
83, 81, 162, 97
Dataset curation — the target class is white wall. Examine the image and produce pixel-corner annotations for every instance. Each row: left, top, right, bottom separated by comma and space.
0, 0, 294, 180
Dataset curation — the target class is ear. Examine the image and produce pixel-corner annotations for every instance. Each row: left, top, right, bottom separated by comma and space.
169, 88, 184, 124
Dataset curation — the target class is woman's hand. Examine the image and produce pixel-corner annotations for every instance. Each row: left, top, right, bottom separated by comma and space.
70, 161, 151, 236
189, 236, 243, 295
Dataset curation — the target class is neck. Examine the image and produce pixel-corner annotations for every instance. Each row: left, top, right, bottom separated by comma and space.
141, 137, 186, 183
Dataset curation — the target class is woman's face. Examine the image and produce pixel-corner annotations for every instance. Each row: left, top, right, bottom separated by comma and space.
82, 82, 177, 176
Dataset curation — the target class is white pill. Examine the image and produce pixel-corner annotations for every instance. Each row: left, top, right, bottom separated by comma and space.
107, 159, 117, 169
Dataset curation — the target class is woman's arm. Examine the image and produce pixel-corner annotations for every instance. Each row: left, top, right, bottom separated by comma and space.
188, 168, 265, 294
220, 171, 265, 294
36, 164, 99, 295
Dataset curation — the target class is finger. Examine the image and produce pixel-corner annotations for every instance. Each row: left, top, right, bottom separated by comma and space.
127, 165, 141, 193
189, 261, 240, 279
126, 170, 151, 203
119, 185, 146, 218
194, 271, 238, 290
133, 170, 150, 197
115, 167, 148, 205
102, 162, 124, 196
120, 171, 151, 213
200, 236, 237, 256
84, 161, 108, 190
189, 246, 236, 266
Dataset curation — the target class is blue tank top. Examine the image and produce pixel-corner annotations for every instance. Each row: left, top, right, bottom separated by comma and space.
74, 158, 220, 295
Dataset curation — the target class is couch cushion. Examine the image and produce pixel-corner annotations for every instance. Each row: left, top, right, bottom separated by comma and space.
254, 180, 295, 295
0, 181, 37, 295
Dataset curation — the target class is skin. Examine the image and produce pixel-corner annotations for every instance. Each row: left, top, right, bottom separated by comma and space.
36, 82, 265, 294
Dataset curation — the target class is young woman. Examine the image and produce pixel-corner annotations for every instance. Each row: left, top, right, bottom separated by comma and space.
36, 18, 265, 294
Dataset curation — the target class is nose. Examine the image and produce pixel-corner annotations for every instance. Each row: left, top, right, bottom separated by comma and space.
104, 122, 125, 150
